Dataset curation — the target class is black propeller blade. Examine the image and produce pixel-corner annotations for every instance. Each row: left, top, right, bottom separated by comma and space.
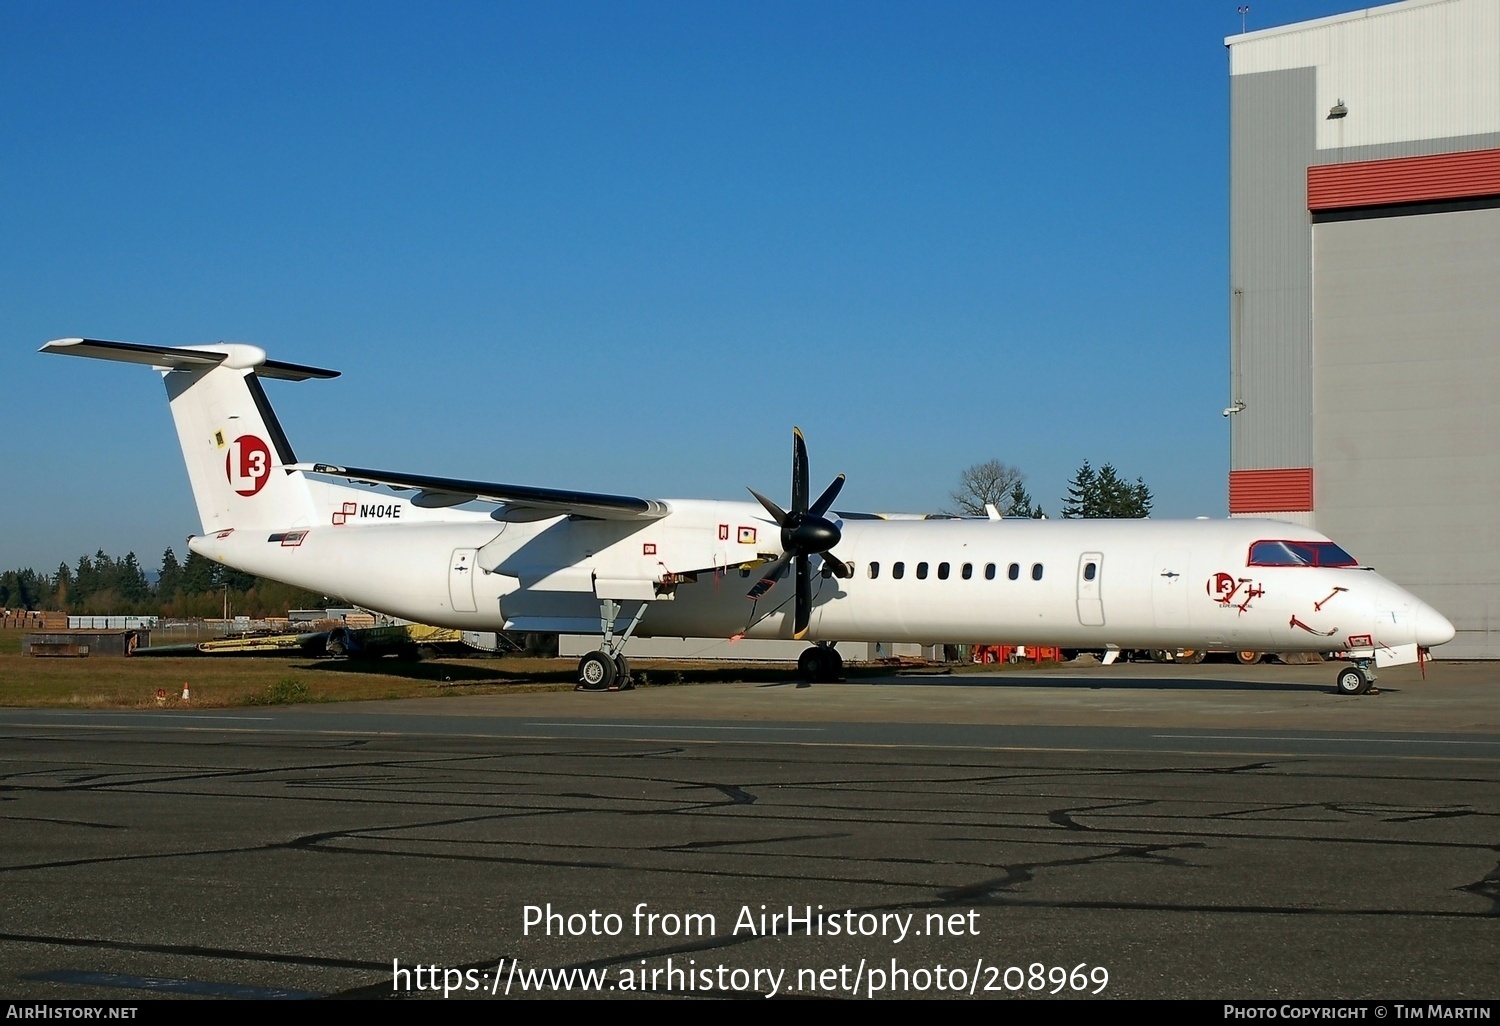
746, 427, 850, 638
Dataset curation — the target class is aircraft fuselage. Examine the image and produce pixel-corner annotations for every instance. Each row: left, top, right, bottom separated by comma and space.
190, 501, 1453, 659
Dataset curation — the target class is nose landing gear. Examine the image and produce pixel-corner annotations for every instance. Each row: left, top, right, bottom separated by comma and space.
1336, 660, 1377, 696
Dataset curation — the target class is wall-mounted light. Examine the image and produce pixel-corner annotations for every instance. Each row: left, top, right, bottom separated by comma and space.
1327, 100, 1348, 120
1222, 400, 1247, 418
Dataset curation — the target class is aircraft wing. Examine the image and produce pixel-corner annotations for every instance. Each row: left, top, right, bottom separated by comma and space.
294, 463, 670, 522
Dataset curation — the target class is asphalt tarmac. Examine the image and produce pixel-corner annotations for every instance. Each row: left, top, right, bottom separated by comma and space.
1, 659, 1496, 1001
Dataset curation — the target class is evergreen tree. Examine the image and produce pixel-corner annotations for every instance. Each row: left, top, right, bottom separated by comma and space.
1095, 463, 1128, 516
1061, 461, 1097, 518
219, 566, 257, 592
157, 548, 183, 601
74, 554, 96, 603
1006, 480, 1044, 519
118, 552, 151, 604
1061, 460, 1152, 518
54, 562, 71, 610
1130, 478, 1153, 518
20, 568, 52, 609
180, 551, 218, 594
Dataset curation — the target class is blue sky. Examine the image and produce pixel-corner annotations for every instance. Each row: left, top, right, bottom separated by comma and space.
1, 1, 1363, 573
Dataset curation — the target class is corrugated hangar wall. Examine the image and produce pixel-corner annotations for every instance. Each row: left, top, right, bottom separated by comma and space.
1227, 0, 1500, 658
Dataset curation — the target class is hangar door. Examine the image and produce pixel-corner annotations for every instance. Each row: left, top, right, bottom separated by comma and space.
1312, 205, 1500, 658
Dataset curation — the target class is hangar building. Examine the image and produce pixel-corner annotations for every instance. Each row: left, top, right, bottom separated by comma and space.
1227, 0, 1500, 658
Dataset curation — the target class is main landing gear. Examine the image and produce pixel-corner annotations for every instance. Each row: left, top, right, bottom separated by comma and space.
1336, 660, 1378, 696
797, 644, 843, 684
577, 599, 647, 692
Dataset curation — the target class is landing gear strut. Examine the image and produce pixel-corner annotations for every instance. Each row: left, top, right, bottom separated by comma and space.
797, 644, 843, 684
577, 600, 646, 692
1336, 660, 1377, 696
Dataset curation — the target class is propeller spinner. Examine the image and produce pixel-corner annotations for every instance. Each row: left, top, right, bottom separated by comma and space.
746, 427, 852, 639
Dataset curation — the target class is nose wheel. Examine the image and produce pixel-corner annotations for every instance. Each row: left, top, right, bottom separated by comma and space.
1336, 662, 1376, 696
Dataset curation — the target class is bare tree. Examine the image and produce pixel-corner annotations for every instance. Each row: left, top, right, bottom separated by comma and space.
946, 459, 1025, 517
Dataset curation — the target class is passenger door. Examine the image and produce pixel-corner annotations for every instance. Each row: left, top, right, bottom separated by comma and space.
1076, 552, 1105, 626
449, 548, 478, 613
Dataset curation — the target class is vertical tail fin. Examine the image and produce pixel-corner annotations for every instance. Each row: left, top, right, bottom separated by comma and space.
41, 338, 340, 533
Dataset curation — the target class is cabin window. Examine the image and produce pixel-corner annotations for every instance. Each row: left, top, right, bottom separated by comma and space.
1083, 562, 1097, 581
1008, 562, 1020, 580
984, 563, 996, 580
893, 561, 905, 580
868, 562, 879, 579
1247, 540, 1358, 568
916, 562, 929, 580
961, 563, 973, 579
937, 562, 950, 580
1032, 563, 1044, 581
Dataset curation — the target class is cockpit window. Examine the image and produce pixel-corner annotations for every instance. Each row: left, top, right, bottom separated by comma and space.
1248, 540, 1358, 567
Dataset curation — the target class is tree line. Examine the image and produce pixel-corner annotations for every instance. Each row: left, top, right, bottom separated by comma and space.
947, 459, 1153, 519
1, 548, 339, 619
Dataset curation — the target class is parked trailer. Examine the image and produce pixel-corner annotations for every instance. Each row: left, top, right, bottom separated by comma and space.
23, 630, 147, 657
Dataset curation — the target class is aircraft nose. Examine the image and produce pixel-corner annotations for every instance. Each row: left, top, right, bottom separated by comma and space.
1415, 602, 1456, 648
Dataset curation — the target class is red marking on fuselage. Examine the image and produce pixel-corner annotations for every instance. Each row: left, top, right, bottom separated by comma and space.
1289, 615, 1338, 637
1209, 572, 1263, 610
1315, 587, 1348, 612
1208, 572, 1237, 600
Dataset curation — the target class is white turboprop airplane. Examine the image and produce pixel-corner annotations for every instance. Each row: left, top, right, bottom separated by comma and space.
43, 337, 1456, 695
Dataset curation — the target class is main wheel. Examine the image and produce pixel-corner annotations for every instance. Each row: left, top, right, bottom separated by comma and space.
1336, 665, 1371, 695
613, 653, 633, 690
824, 647, 843, 681
797, 647, 823, 682
1181, 649, 1207, 665
578, 651, 616, 691
1236, 651, 1262, 665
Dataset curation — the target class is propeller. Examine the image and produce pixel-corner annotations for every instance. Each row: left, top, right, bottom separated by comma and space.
746, 427, 852, 639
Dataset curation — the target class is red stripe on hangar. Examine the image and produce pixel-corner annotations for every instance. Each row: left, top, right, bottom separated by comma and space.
1230, 468, 1313, 514
1308, 148, 1500, 211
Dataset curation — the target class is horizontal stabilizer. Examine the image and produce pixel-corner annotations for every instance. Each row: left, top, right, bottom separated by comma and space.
41, 338, 339, 381
294, 462, 670, 522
